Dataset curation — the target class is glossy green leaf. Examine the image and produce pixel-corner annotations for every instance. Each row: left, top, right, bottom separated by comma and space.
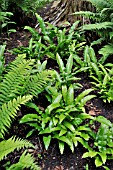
75, 89, 93, 103
56, 53, 65, 72
67, 85, 74, 105
53, 135, 74, 152
62, 85, 67, 103
66, 54, 73, 73
26, 129, 35, 138
52, 117, 58, 126
78, 138, 91, 150
59, 129, 67, 136
103, 166, 110, 170
89, 46, 97, 63
99, 152, 107, 164
96, 116, 112, 127
59, 114, 66, 123
80, 95, 96, 106
46, 103, 61, 114
53, 94, 62, 104
78, 113, 95, 120
79, 132, 90, 141
91, 63, 101, 79
43, 135, 51, 150
35, 13, 46, 35
26, 102, 42, 113
82, 151, 97, 158
39, 128, 51, 134
20, 114, 39, 124
95, 156, 103, 167
63, 121, 75, 132
59, 141, 64, 154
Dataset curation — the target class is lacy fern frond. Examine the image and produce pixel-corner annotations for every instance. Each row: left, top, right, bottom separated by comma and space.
8, 151, 40, 170
0, 54, 53, 105
74, 11, 97, 21
24, 70, 54, 96
0, 137, 34, 161
82, 22, 113, 30
99, 44, 113, 57
0, 95, 32, 138
0, 55, 35, 106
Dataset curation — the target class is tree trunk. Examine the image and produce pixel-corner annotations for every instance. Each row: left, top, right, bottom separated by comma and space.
43, 0, 95, 26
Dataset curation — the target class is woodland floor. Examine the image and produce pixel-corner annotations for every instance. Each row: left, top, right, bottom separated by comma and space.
1, 4, 113, 170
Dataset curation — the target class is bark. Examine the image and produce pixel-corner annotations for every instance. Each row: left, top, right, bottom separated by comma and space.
43, 0, 95, 26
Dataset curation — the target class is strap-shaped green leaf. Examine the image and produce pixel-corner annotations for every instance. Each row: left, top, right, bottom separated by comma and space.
63, 121, 75, 132
66, 85, 74, 105
75, 89, 93, 104
79, 95, 96, 107
66, 54, 73, 74
35, 13, 46, 35
82, 151, 97, 158
58, 141, 64, 154
62, 85, 67, 103
89, 46, 97, 63
56, 53, 65, 72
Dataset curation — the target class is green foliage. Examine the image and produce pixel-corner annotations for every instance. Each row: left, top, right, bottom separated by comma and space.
73, 0, 113, 61
90, 63, 113, 102
0, 11, 16, 35
0, 45, 5, 81
12, 14, 84, 60
0, 54, 49, 169
83, 116, 113, 167
8, 151, 40, 170
0, 137, 34, 161
0, 0, 53, 14
20, 86, 95, 153
0, 95, 32, 139
0, 54, 53, 106
54, 53, 82, 88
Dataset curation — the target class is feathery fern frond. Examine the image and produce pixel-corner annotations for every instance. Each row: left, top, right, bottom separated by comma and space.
8, 151, 40, 170
74, 11, 97, 20
0, 54, 53, 105
0, 55, 34, 106
99, 44, 113, 63
0, 95, 32, 138
0, 136, 34, 161
82, 21, 113, 30
24, 70, 54, 96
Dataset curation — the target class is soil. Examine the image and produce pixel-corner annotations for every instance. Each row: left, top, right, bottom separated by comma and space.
1, 4, 113, 170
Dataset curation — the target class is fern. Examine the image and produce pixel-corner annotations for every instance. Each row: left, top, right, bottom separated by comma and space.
8, 151, 40, 170
0, 55, 34, 106
0, 137, 34, 161
82, 21, 113, 30
99, 44, 113, 63
0, 54, 53, 106
24, 70, 53, 96
0, 95, 32, 138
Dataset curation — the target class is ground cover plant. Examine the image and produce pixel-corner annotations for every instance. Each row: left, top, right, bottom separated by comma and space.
1, 0, 113, 169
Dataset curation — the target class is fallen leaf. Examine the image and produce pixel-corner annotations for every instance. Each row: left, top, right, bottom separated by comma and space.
89, 110, 96, 116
